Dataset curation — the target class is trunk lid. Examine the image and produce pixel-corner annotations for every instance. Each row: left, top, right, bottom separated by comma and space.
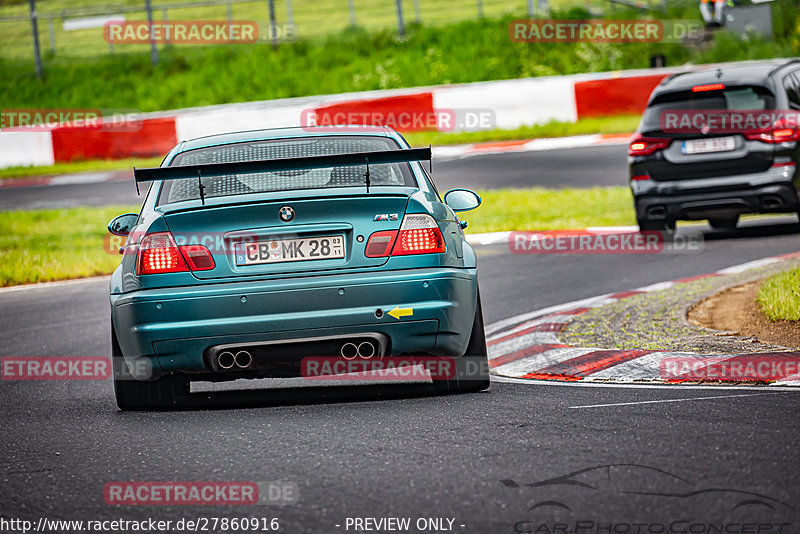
161, 192, 410, 279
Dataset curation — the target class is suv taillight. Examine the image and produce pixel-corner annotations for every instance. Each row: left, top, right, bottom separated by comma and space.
628, 134, 671, 157
744, 120, 800, 144
364, 214, 446, 257
136, 232, 215, 275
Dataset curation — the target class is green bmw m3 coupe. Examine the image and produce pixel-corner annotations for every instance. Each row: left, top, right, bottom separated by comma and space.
108, 125, 488, 410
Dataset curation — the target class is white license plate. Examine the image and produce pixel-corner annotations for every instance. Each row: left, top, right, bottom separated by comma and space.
682, 136, 736, 154
234, 235, 345, 266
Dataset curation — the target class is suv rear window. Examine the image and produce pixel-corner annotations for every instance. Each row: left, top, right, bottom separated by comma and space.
158, 136, 416, 205
641, 85, 776, 134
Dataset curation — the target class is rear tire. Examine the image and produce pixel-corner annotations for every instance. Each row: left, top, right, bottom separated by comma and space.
112, 321, 186, 411
432, 292, 490, 395
708, 216, 739, 230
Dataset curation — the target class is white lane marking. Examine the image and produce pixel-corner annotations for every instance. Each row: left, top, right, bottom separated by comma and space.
490, 375, 800, 390
48, 172, 121, 186
772, 373, 800, 386
637, 281, 675, 293
431, 134, 627, 161
0, 275, 110, 295
585, 226, 639, 232
716, 257, 780, 275
465, 231, 510, 246
569, 392, 795, 409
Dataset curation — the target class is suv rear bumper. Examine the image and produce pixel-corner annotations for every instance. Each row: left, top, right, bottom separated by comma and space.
632, 166, 799, 221
110, 267, 477, 380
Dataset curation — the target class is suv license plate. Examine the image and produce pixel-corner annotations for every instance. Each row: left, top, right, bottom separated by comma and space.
234, 235, 345, 266
682, 136, 736, 154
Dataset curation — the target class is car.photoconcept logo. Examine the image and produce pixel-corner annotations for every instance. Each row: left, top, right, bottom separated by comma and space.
279, 206, 295, 222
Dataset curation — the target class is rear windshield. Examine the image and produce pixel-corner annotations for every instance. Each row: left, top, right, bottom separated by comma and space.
641, 85, 776, 133
158, 136, 415, 205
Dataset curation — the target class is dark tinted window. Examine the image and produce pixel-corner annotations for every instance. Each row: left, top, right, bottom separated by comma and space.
159, 136, 415, 205
784, 72, 800, 110
641, 85, 776, 133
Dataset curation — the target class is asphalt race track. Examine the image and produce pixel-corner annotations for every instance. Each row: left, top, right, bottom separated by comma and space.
1, 145, 799, 532
0, 145, 628, 211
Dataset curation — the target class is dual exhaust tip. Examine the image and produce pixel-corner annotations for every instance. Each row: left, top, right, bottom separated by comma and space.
217, 350, 252, 370
216, 340, 378, 369
340, 341, 377, 360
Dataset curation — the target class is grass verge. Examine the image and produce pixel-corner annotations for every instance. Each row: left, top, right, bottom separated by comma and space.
404, 115, 639, 147
0, 157, 163, 180
757, 267, 800, 321
0, 116, 637, 180
0, 187, 634, 286
0, 205, 139, 287
466, 187, 635, 232
3, 5, 798, 112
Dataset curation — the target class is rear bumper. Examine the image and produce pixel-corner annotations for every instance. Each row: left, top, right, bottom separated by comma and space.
632, 165, 800, 221
110, 267, 477, 380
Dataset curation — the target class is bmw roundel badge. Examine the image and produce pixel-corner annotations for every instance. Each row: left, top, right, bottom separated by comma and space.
279, 206, 295, 222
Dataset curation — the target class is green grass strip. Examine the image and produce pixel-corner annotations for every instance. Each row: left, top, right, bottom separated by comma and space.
0, 205, 139, 287
0, 187, 635, 287
758, 267, 800, 321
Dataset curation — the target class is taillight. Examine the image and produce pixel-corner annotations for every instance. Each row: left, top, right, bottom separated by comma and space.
365, 231, 397, 258
631, 173, 650, 181
180, 244, 216, 271
744, 120, 800, 144
364, 214, 446, 257
392, 214, 446, 255
628, 134, 671, 157
136, 232, 215, 275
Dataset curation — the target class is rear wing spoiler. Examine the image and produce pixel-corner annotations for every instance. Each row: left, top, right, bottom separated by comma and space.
133, 147, 432, 201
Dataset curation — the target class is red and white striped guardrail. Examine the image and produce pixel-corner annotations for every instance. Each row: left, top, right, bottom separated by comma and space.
0, 63, 714, 169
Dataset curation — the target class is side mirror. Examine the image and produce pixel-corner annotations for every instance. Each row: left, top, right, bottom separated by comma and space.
108, 213, 139, 237
443, 189, 481, 212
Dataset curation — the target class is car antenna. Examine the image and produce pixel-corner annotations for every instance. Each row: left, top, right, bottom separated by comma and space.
134, 167, 140, 195
364, 156, 371, 193
197, 169, 206, 205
